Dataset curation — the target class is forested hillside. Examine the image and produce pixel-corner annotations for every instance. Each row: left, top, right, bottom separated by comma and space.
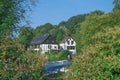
18, 10, 104, 53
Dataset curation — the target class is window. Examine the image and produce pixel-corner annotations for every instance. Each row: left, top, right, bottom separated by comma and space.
72, 46, 75, 49
54, 46, 56, 48
67, 46, 75, 50
67, 41, 70, 45
67, 46, 70, 49
71, 41, 74, 44
48, 45, 51, 49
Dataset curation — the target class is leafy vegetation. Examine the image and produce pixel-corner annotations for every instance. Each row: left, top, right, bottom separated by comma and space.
1, 0, 120, 79
64, 26, 120, 80
0, 0, 45, 80
0, 37, 45, 80
0, 0, 35, 37
18, 26, 34, 49
45, 50, 70, 61
63, 4, 120, 80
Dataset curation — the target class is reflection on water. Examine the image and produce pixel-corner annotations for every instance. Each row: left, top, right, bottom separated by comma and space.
44, 60, 71, 74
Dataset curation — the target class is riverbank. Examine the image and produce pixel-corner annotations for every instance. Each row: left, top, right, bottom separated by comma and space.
44, 73, 63, 80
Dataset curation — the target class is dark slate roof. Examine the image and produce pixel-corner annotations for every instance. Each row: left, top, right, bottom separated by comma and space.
29, 34, 57, 45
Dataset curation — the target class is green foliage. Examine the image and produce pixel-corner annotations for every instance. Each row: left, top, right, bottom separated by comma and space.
0, 0, 35, 37
34, 23, 54, 36
18, 26, 34, 48
59, 26, 70, 37
111, 6, 120, 26
49, 28, 58, 38
33, 14, 87, 44
64, 27, 120, 80
73, 9, 120, 53
59, 14, 87, 34
0, 0, 45, 79
80, 11, 104, 45
0, 37, 45, 80
92, 27, 120, 55
56, 29, 64, 42
57, 50, 70, 60
15, 51, 45, 80
45, 51, 58, 61
45, 50, 70, 61
62, 4, 120, 80
63, 7, 120, 79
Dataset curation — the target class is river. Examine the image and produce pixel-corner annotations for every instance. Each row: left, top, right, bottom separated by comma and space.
44, 60, 71, 75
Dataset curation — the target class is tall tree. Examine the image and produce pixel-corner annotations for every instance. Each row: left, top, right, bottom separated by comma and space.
0, 0, 36, 37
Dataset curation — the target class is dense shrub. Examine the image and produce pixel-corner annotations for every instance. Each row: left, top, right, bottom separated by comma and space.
0, 37, 45, 80
64, 27, 120, 80
45, 50, 70, 61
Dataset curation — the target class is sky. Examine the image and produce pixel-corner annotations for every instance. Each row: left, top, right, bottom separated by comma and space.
30, 0, 114, 28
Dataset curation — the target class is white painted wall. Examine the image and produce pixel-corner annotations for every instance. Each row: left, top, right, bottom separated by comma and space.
59, 43, 65, 50
40, 44, 59, 54
32, 37, 76, 54
40, 44, 49, 54
51, 44, 59, 50
59, 37, 77, 54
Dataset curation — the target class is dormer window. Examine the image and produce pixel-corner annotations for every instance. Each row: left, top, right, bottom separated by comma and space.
67, 41, 70, 45
71, 41, 74, 44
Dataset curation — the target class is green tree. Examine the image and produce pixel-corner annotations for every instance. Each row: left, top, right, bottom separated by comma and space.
35, 23, 54, 36
0, 0, 35, 37
59, 26, 70, 36
58, 14, 87, 34
63, 5, 120, 79
0, 37, 45, 80
64, 26, 120, 80
57, 50, 70, 60
79, 11, 104, 49
49, 28, 58, 38
56, 29, 64, 42
18, 26, 34, 48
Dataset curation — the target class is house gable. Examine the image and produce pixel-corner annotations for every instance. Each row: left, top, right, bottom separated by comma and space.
59, 37, 76, 54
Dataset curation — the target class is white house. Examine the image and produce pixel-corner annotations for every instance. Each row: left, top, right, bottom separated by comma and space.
29, 34, 76, 54
29, 34, 58, 54
59, 37, 76, 54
